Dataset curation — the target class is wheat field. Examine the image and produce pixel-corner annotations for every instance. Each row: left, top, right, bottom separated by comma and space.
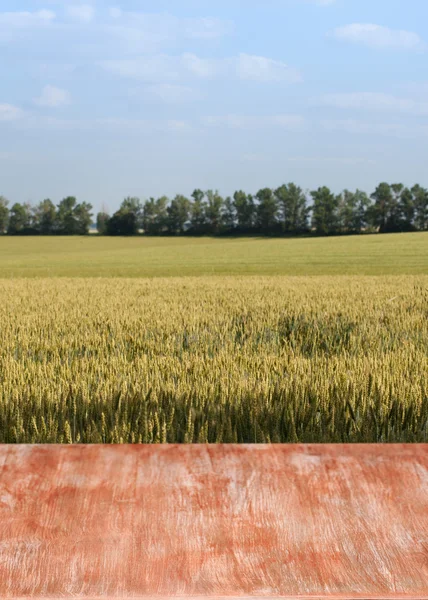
1, 275, 427, 443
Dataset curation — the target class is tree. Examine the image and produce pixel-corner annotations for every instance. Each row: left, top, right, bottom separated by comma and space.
106, 210, 138, 236
56, 196, 79, 235
7, 203, 33, 235
96, 212, 110, 235
191, 189, 205, 204
55, 197, 93, 235
399, 187, 415, 232
256, 188, 279, 234
233, 191, 255, 233
370, 183, 394, 233
388, 183, 406, 231
0, 196, 9, 234
34, 199, 56, 235
354, 190, 371, 232
190, 189, 208, 234
167, 195, 190, 235
121, 197, 143, 230
153, 197, 168, 235
74, 202, 93, 235
274, 183, 309, 234
142, 197, 168, 235
311, 187, 339, 235
142, 198, 156, 234
337, 189, 370, 233
412, 185, 428, 231
205, 190, 224, 234
121, 196, 142, 215
221, 196, 236, 232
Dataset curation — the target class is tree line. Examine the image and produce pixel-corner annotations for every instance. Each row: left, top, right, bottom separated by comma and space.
1, 182, 427, 237
0, 196, 93, 236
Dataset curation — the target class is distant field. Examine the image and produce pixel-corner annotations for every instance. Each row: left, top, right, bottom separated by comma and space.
0, 232, 427, 277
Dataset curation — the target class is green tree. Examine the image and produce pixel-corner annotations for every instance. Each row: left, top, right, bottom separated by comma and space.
106, 210, 138, 236
190, 189, 208, 234
370, 183, 394, 233
256, 188, 279, 234
142, 198, 156, 234
191, 189, 205, 204
354, 190, 371, 232
0, 196, 9, 234
337, 189, 370, 233
412, 185, 428, 231
143, 197, 168, 235
221, 196, 236, 232
274, 183, 309, 234
56, 197, 93, 235
389, 183, 406, 231
233, 191, 255, 232
167, 195, 190, 235
7, 203, 32, 235
121, 197, 143, 230
154, 196, 169, 234
311, 187, 340, 235
56, 196, 78, 235
74, 202, 93, 235
121, 196, 142, 214
399, 187, 415, 231
96, 212, 110, 235
205, 190, 224, 234
34, 199, 57, 234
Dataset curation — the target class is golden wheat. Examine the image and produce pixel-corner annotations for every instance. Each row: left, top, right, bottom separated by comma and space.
0, 276, 427, 443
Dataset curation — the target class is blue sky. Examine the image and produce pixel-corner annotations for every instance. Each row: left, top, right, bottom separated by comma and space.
1, 0, 427, 213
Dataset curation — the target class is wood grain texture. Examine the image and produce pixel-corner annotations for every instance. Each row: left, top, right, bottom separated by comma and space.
0, 445, 427, 599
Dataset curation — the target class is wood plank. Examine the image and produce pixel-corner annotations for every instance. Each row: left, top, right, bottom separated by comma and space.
0, 445, 427, 599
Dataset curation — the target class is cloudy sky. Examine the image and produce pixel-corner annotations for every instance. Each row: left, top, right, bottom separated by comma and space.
1, 0, 427, 213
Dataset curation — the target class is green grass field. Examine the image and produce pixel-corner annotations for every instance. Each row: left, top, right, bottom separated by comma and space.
0, 232, 427, 277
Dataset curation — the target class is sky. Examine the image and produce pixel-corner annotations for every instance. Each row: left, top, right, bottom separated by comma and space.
0, 0, 427, 213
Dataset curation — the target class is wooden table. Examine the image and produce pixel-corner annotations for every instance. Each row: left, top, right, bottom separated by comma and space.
0, 444, 427, 599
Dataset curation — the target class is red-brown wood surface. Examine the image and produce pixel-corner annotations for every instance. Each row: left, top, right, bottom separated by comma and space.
0, 444, 427, 600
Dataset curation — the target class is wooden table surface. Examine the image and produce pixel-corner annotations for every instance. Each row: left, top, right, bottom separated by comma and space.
0, 444, 427, 600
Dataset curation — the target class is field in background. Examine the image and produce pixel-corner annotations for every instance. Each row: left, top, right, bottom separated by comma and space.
1, 276, 427, 443
0, 232, 427, 277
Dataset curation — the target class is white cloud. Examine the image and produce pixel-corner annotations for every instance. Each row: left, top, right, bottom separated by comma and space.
332, 23, 425, 50
285, 156, 376, 165
34, 85, 71, 108
100, 55, 185, 81
236, 54, 302, 83
182, 16, 233, 40
100, 53, 301, 84
202, 114, 306, 130
318, 92, 428, 115
104, 11, 232, 46
181, 53, 219, 78
146, 84, 201, 104
11, 115, 194, 135
109, 7, 122, 19
66, 5, 95, 23
241, 153, 267, 162
0, 104, 24, 121
165, 120, 191, 133
0, 9, 55, 40
321, 118, 428, 138
0, 10, 55, 27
